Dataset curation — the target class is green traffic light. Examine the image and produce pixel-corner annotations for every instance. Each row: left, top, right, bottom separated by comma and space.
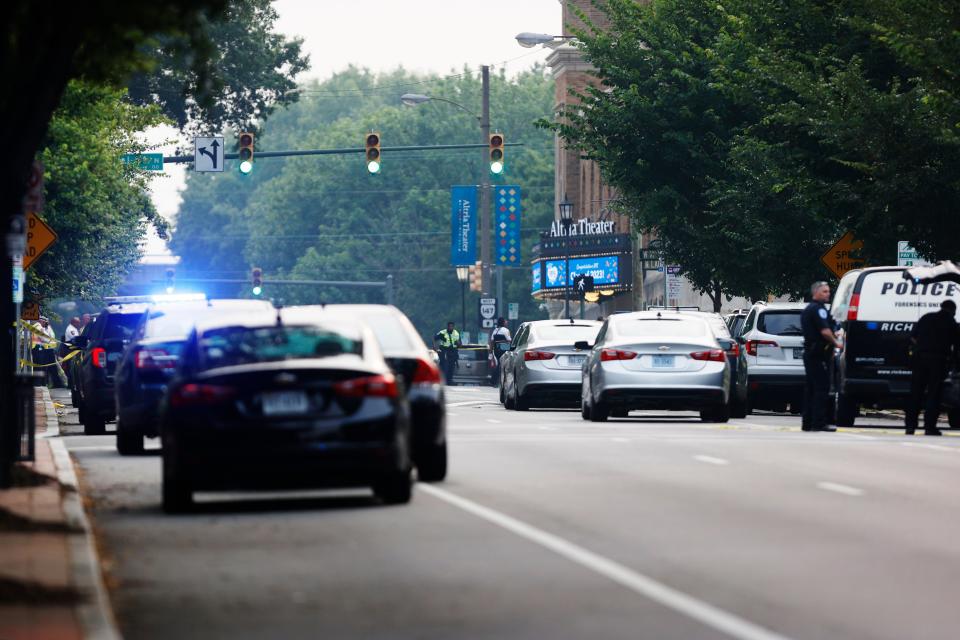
367, 160, 381, 174
490, 161, 504, 175
252, 285, 262, 296
239, 160, 254, 174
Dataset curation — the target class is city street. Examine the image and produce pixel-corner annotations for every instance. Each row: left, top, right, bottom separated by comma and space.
57, 387, 960, 640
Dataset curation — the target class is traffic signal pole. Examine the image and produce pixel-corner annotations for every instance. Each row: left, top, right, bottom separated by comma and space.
479, 65, 492, 301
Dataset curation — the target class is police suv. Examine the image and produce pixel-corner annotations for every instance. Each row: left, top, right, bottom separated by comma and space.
830, 266, 960, 427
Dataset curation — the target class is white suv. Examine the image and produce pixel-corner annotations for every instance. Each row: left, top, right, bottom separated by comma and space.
738, 302, 807, 413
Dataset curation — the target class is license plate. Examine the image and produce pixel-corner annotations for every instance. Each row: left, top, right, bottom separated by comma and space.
652, 355, 675, 368
792, 348, 804, 359
261, 391, 309, 416
565, 355, 586, 366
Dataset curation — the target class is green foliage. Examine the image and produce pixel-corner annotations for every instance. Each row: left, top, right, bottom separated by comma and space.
27, 81, 168, 301
548, 0, 960, 305
127, 0, 309, 136
172, 66, 555, 340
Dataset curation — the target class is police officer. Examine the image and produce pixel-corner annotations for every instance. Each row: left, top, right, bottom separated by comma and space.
801, 281, 841, 432
433, 321, 461, 384
906, 300, 959, 436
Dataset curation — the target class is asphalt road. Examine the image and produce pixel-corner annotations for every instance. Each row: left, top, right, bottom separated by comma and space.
55, 386, 960, 640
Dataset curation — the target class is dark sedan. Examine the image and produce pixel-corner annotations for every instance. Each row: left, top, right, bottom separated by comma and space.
114, 296, 275, 455
294, 305, 447, 482
159, 308, 413, 513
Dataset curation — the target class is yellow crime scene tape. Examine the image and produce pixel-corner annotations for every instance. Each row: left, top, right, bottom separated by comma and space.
19, 348, 81, 368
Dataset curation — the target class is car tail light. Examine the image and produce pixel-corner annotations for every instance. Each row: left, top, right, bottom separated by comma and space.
600, 348, 638, 361
169, 383, 236, 408
411, 358, 442, 385
847, 293, 860, 321
135, 348, 177, 370
745, 340, 778, 356
334, 374, 398, 398
725, 342, 740, 357
690, 349, 727, 363
524, 350, 556, 361
91, 347, 107, 369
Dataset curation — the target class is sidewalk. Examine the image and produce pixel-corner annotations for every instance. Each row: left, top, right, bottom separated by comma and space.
0, 387, 119, 639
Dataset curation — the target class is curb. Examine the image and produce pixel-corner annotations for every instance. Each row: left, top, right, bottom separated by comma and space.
42, 391, 122, 640
40, 386, 60, 438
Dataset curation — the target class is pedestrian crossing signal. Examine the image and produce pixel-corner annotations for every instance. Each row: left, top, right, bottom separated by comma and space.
365, 132, 381, 174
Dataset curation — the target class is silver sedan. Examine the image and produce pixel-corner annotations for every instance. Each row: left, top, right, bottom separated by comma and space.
500, 320, 602, 410
580, 311, 730, 422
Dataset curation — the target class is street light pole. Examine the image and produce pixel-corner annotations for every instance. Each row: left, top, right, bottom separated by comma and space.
479, 65, 491, 299
559, 195, 574, 320
456, 266, 469, 336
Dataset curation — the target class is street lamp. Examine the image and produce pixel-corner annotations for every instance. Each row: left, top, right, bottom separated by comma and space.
559, 195, 574, 320
515, 32, 575, 48
456, 266, 469, 335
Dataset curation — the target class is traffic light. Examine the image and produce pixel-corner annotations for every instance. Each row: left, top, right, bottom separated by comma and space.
489, 132, 505, 175
469, 260, 483, 292
365, 132, 381, 174
251, 267, 263, 296
238, 132, 255, 174
165, 268, 175, 294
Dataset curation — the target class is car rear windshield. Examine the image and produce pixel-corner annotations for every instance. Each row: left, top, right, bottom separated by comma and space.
758, 311, 803, 336
144, 306, 208, 339
103, 313, 143, 341
199, 325, 362, 369
358, 314, 415, 352
458, 347, 488, 361
532, 324, 600, 342
617, 319, 706, 337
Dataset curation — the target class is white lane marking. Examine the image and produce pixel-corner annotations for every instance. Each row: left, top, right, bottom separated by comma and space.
694, 455, 729, 466
539, 426, 557, 431
816, 481, 864, 497
68, 445, 116, 452
901, 442, 955, 453
446, 400, 500, 407
612, 437, 630, 443
838, 432, 876, 441
486, 419, 503, 424
421, 485, 792, 640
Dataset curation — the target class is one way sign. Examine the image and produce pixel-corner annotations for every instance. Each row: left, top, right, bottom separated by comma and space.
194, 136, 224, 172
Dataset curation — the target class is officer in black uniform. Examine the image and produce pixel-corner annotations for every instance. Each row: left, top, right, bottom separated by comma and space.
801, 281, 841, 432
906, 300, 959, 436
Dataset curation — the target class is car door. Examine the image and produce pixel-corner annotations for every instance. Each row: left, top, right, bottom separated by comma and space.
505, 324, 529, 392
499, 323, 523, 389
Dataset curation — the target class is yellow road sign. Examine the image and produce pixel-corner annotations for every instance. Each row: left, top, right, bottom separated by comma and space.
21, 301, 40, 321
24, 211, 57, 270
820, 231, 864, 279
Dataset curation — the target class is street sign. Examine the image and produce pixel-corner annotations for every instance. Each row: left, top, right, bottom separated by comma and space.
897, 241, 933, 268
122, 153, 164, 171
21, 301, 40, 322
194, 136, 224, 172
23, 212, 57, 270
820, 231, 864, 279
12, 260, 22, 303
479, 297, 497, 329
508, 302, 519, 320
665, 265, 681, 306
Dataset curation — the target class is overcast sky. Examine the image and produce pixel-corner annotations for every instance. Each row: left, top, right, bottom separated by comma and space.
144, 0, 562, 259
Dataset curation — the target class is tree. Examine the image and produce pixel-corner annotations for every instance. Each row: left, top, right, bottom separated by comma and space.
27, 81, 167, 302
127, 0, 309, 136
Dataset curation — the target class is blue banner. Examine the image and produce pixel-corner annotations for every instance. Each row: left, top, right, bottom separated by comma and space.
531, 263, 542, 293
495, 186, 521, 265
544, 256, 620, 289
450, 186, 478, 265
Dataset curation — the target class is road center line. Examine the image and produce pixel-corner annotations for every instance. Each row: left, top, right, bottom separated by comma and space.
694, 455, 729, 466
816, 481, 864, 497
420, 485, 791, 640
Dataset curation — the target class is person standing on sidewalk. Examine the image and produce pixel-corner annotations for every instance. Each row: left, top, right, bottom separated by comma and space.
801, 281, 841, 432
433, 321, 462, 384
906, 300, 960, 436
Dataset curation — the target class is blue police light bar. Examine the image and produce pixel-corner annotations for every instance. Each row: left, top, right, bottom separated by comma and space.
150, 293, 208, 303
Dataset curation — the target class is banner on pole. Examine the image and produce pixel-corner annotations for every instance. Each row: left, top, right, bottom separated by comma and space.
495, 186, 521, 265
450, 186, 478, 266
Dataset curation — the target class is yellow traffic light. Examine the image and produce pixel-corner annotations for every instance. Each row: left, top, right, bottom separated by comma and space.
489, 132, 505, 175
365, 132, 381, 173
238, 132, 255, 174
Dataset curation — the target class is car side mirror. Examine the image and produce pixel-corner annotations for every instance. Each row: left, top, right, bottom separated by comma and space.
574, 340, 592, 351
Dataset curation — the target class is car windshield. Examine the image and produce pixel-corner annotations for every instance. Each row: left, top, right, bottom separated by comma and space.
758, 311, 803, 336
532, 324, 600, 342
199, 325, 362, 369
617, 319, 706, 337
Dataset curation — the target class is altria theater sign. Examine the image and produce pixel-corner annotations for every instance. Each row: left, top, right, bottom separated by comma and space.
549, 218, 616, 237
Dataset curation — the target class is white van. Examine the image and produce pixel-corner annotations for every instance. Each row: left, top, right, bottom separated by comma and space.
830, 266, 960, 427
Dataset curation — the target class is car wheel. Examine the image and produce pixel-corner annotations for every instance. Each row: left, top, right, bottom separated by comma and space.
515, 384, 530, 411
589, 397, 609, 422
499, 380, 505, 405
83, 413, 106, 436
116, 420, 144, 456
581, 398, 591, 420
836, 391, 857, 427
417, 443, 447, 483
373, 467, 413, 505
729, 393, 747, 419
504, 377, 516, 410
162, 454, 193, 514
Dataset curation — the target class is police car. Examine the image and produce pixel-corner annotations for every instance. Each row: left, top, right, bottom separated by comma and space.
830, 266, 960, 427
